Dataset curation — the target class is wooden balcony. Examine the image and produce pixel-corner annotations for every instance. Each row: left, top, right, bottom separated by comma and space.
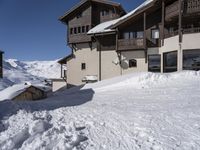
165, 27, 200, 38
165, 1, 179, 21
184, 0, 200, 14
165, 0, 200, 21
118, 38, 145, 51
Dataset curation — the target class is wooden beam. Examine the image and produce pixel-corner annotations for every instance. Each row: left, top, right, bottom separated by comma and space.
116, 28, 119, 51
161, 0, 165, 46
179, 0, 182, 43
143, 12, 147, 63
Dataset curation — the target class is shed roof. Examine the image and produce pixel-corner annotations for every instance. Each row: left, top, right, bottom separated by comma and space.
59, 0, 126, 22
0, 83, 48, 101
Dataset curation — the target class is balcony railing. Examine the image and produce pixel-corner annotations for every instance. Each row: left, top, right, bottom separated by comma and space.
165, 27, 200, 38
118, 38, 144, 50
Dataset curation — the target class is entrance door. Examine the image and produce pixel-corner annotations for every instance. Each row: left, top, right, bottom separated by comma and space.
148, 55, 161, 72
163, 51, 177, 73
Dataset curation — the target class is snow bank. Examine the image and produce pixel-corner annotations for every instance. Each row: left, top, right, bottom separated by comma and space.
0, 71, 200, 150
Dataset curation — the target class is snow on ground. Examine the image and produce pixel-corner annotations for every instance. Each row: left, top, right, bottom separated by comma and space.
0, 59, 60, 91
0, 71, 200, 150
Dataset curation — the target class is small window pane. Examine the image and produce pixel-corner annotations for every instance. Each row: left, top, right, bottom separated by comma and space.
123, 32, 129, 39
74, 28, 77, 34
77, 12, 82, 18
137, 31, 144, 38
129, 59, 137, 68
78, 27, 81, 33
81, 63, 86, 70
82, 26, 85, 33
70, 28, 73, 35
152, 29, 159, 39
86, 25, 90, 32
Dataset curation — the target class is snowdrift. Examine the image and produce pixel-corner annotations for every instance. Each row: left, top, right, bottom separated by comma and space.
0, 71, 200, 150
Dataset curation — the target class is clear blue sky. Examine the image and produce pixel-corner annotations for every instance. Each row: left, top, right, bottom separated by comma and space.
0, 0, 145, 61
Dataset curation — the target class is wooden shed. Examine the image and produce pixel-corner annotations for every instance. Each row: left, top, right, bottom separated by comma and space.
0, 83, 48, 101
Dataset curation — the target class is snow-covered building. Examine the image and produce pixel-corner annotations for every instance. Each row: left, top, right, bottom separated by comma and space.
0, 83, 48, 101
58, 0, 200, 87
0, 50, 4, 78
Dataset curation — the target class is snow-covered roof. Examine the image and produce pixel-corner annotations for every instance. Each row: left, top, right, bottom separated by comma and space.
0, 83, 48, 101
88, 0, 154, 35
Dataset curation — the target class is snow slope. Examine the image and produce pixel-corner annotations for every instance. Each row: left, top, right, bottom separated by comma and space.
0, 71, 200, 150
0, 59, 60, 91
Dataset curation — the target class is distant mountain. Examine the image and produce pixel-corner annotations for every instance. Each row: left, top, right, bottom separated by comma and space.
0, 59, 61, 91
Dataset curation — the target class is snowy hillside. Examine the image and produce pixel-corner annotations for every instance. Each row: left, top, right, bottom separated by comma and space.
0, 71, 200, 149
0, 59, 60, 90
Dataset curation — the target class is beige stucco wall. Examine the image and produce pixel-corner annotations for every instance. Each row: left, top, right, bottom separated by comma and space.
67, 43, 99, 86
101, 50, 121, 80
159, 33, 200, 72
52, 80, 67, 92
121, 51, 148, 75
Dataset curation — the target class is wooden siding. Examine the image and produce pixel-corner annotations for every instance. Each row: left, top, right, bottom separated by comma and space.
98, 34, 116, 50
118, 39, 145, 50
92, 3, 122, 25
68, 5, 92, 44
13, 86, 47, 101
0, 52, 3, 78
165, 0, 200, 21
165, 1, 179, 21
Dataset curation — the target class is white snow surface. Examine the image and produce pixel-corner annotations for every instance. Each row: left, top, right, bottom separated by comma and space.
88, 0, 154, 34
0, 71, 200, 150
0, 59, 60, 91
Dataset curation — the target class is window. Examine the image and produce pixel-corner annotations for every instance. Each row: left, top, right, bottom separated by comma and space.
137, 31, 144, 38
130, 32, 136, 39
81, 63, 86, 70
148, 55, 161, 72
74, 27, 77, 34
101, 10, 109, 16
151, 29, 160, 39
78, 27, 81, 33
183, 49, 200, 71
163, 51, 177, 73
82, 26, 85, 33
77, 12, 82, 18
70, 28, 73, 35
123, 32, 130, 39
129, 59, 137, 68
86, 25, 90, 32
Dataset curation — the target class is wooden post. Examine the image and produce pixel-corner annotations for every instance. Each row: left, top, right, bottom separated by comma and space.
161, 0, 165, 46
143, 12, 147, 63
96, 37, 101, 81
178, 0, 182, 43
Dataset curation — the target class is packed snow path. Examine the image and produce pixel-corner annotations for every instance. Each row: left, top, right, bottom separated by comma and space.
0, 71, 200, 150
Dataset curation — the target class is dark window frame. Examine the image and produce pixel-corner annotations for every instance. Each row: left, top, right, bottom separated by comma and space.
148, 54, 161, 72
82, 26, 85, 33
163, 50, 178, 73
183, 49, 200, 71
74, 27, 77, 34
129, 59, 137, 68
77, 12, 83, 19
81, 63, 86, 70
86, 25, 90, 32
70, 28, 73, 35
78, 27, 81, 34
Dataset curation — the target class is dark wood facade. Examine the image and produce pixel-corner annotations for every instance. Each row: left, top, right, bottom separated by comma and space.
0, 51, 3, 78
60, 0, 125, 45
